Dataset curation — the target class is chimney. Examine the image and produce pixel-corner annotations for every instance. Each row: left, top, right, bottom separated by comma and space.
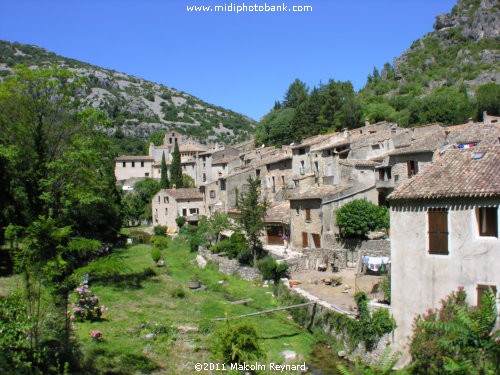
483, 111, 489, 124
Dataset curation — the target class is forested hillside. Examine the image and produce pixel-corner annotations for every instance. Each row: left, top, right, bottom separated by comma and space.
255, 0, 499, 146
0, 41, 255, 145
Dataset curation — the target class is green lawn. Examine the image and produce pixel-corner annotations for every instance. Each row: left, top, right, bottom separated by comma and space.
72, 239, 318, 374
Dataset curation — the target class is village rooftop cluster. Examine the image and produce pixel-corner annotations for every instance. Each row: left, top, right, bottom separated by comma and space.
115, 112, 499, 358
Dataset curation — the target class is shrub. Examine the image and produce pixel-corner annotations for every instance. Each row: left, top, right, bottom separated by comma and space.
409, 288, 499, 374
128, 230, 151, 244
89, 330, 104, 342
151, 248, 162, 263
153, 226, 167, 236
336, 199, 389, 238
257, 257, 289, 283
171, 287, 186, 299
151, 235, 169, 250
212, 322, 264, 365
69, 284, 107, 322
379, 274, 391, 304
175, 217, 186, 229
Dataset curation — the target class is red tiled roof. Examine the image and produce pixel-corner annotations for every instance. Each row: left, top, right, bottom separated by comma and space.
161, 188, 203, 200
289, 185, 352, 200
116, 155, 154, 161
389, 146, 500, 201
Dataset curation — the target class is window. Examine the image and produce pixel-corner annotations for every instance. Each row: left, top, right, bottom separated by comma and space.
305, 208, 311, 222
189, 208, 198, 215
407, 160, 418, 177
220, 179, 226, 191
428, 208, 448, 255
302, 232, 308, 248
145, 173, 149, 177
163, 196, 168, 203
165, 208, 168, 215
312, 233, 321, 248
298, 148, 306, 155
477, 207, 498, 237
372, 144, 380, 150
131, 161, 135, 167
122, 161, 126, 167
141, 161, 144, 167
158, 196, 160, 203
182, 208, 187, 216
202, 173, 206, 182
210, 190, 215, 198
256, 169, 261, 178
295, 207, 299, 216
477, 285, 497, 307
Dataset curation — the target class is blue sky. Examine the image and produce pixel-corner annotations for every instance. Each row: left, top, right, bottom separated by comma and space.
0, 0, 457, 120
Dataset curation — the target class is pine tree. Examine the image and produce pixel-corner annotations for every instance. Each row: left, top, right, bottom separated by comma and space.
169, 139, 183, 188
160, 152, 169, 189
235, 177, 268, 267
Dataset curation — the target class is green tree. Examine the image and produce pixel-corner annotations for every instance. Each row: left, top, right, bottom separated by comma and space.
169, 139, 183, 188
149, 130, 165, 146
235, 177, 269, 266
410, 288, 499, 374
254, 107, 296, 146
160, 152, 169, 189
336, 199, 389, 238
475, 83, 500, 117
408, 86, 474, 126
182, 173, 195, 188
283, 78, 309, 109
0, 65, 121, 241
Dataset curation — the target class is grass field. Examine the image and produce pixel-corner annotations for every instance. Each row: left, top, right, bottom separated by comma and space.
70, 238, 320, 374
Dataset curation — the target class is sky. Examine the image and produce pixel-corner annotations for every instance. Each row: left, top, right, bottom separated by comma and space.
0, 0, 458, 120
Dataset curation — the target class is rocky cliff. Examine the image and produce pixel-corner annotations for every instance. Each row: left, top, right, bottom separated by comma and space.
0, 41, 255, 144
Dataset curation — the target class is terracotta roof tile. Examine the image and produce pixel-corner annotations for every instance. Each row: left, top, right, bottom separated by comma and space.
289, 185, 352, 200
161, 188, 204, 200
389, 146, 500, 201
116, 155, 154, 161
265, 202, 290, 224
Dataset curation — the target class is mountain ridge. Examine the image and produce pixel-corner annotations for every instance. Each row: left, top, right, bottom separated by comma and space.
0, 40, 256, 145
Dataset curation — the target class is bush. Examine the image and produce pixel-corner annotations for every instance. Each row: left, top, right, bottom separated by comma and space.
153, 226, 167, 236
171, 287, 186, 298
151, 235, 169, 250
128, 230, 151, 244
175, 217, 186, 229
409, 288, 499, 374
257, 257, 289, 283
212, 322, 264, 365
69, 284, 107, 322
336, 199, 389, 238
151, 248, 162, 263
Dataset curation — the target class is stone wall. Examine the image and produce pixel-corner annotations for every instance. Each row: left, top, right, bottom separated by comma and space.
285, 239, 390, 272
198, 248, 261, 281
279, 283, 394, 366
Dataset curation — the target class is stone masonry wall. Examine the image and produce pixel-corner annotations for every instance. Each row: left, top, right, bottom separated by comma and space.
285, 239, 390, 272
198, 248, 261, 281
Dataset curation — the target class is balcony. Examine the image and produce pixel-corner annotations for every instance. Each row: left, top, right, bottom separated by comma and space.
376, 179, 395, 189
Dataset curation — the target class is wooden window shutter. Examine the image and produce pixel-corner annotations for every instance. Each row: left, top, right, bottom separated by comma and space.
428, 209, 448, 255
302, 232, 308, 248
305, 208, 311, 221
312, 233, 321, 248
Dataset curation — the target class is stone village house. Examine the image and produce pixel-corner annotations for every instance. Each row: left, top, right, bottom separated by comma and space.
389, 145, 500, 363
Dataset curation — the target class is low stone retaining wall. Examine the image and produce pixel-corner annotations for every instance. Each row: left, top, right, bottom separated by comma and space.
197, 248, 261, 281
286, 239, 390, 272
280, 282, 393, 365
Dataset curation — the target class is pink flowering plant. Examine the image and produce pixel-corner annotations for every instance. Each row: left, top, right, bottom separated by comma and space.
89, 330, 104, 342
69, 284, 107, 322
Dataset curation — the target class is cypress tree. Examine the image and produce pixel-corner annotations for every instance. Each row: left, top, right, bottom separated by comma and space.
160, 152, 169, 189
169, 139, 183, 188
